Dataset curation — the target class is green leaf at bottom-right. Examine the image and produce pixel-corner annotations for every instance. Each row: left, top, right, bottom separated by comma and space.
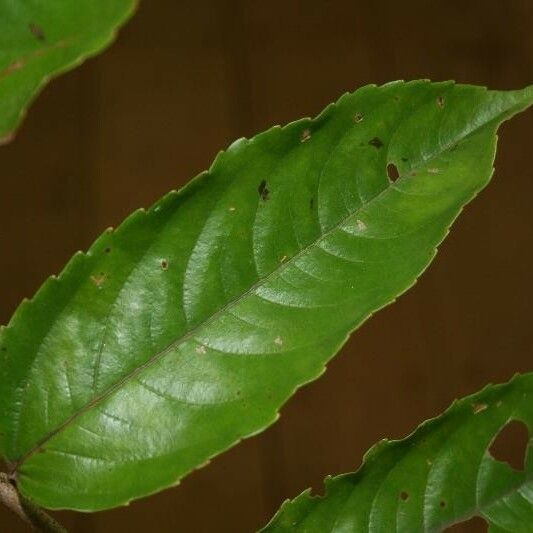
262, 373, 533, 532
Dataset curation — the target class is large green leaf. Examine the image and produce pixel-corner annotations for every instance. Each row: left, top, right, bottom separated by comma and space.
0, 81, 531, 511
262, 373, 533, 532
0, 0, 136, 143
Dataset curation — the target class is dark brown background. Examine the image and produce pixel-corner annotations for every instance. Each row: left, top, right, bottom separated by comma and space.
1, 1, 532, 531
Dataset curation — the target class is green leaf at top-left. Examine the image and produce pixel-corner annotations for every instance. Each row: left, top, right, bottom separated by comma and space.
0, 0, 137, 143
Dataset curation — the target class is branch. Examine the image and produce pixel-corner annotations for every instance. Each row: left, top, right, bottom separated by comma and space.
0, 473, 67, 532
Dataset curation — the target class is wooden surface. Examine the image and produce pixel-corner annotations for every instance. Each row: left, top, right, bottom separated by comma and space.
1, 0, 532, 531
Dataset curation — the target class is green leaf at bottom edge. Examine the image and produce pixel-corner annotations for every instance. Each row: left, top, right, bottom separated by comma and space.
261, 373, 533, 532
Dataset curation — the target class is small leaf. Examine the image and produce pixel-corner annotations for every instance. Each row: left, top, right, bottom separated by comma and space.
261, 374, 533, 532
0, 81, 532, 511
0, 0, 137, 143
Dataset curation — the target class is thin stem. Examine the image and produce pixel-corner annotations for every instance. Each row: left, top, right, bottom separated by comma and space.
0, 473, 67, 532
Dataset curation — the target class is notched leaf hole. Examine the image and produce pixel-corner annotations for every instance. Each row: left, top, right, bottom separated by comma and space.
489, 420, 530, 471
387, 163, 400, 182
309, 477, 330, 497
258, 180, 270, 201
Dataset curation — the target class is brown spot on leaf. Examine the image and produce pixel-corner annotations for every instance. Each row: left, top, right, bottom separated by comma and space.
400, 491, 409, 501
472, 402, 488, 414
301, 129, 312, 143
387, 163, 400, 181
369, 137, 383, 149
353, 112, 364, 123
258, 180, 270, 201
29, 23, 46, 41
8, 60, 23, 73
160, 259, 169, 271
0, 60, 24, 80
91, 273, 107, 287
437, 96, 445, 108
0, 39, 68, 83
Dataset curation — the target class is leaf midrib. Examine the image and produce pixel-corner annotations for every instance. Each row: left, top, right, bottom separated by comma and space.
10, 95, 517, 474
12, 172, 393, 473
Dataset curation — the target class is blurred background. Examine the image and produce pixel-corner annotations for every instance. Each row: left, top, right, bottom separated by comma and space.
1, 0, 532, 531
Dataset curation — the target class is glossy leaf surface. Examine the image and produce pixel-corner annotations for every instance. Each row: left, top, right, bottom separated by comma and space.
1, 82, 532, 511
0, 0, 136, 142
262, 374, 533, 532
